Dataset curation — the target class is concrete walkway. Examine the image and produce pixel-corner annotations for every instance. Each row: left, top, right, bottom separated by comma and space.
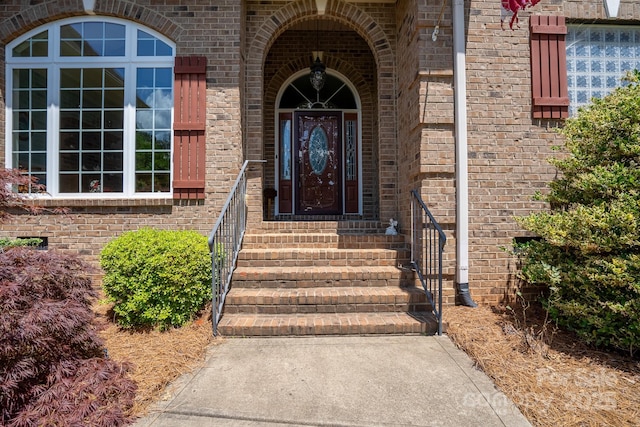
134, 335, 531, 427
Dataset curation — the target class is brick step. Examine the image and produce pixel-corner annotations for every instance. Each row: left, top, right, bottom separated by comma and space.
217, 312, 438, 336
236, 248, 408, 268
223, 286, 430, 314
232, 266, 414, 288
248, 220, 386, 234
242, 233, 406, 249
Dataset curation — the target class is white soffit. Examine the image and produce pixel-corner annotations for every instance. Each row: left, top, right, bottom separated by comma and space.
604, 0, 620, 18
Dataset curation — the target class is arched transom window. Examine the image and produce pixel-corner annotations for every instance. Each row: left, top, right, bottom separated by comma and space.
6, 17, 175, 197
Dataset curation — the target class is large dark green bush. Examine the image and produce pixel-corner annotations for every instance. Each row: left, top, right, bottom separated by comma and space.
515, 70, 640, 356
100, 228, 212, 330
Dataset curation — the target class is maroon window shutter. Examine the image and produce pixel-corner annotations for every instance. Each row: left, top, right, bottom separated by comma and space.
173, 56, 207, 199
530, 16, 569, 119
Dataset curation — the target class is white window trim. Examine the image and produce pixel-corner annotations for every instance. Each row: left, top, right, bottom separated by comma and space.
5, 16, 175, 199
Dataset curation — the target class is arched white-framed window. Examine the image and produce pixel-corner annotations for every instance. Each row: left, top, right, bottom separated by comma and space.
5, 16, 175, 198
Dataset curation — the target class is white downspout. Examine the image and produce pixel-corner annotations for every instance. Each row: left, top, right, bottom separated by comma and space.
453, 0, 477, 306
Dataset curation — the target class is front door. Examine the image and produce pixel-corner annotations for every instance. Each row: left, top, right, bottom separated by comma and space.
295, 111, 342, 215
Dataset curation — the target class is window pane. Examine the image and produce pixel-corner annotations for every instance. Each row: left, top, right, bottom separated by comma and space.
83, 90, 103, 108
82, 132, 101, 150
156, 41, 172, 56
136, 131, 153, 149
14, 69, 31, 88
31, 111, 47, 130
82, 111, 102, 129
60, 153, 80, 171
60, 111, 81, 129
136, 174, 152, 192
104, 40, 125, 56
82, 174, 101, 193
60, 132, 80, 150
32, 90, 47, 109
154, 131, 171, 149
105, 131, 123, 150
32, 133, 46, 151
154, 152, 170, 171
155, 69, 172, 87
13, 41, 31, 57
104, 89, 124, 108
154, 174, 170, 192
567, 25, 640, 116
136, 111, 153, 130
61, 23, 82, 39
32, 69, 47, 88
136, 152, 153, 170
59, 174, 79, 192
60, 40, 82, 56
84, 22, 103, 39
137, 68, 154, 87
280, 119, 291, 180
15, 91, 29, 109
104, 110, 123, 129
12, 30, 48, 57
137, 39, 154, 56
104, 152, 123, 171
103, 174, 123, 192
105, 23, 125, 38
105, 69, 125, 87
61, 90, 80, 108
61, 69, 81, 88
84, 39, 103, 56
83, 69, 102, 87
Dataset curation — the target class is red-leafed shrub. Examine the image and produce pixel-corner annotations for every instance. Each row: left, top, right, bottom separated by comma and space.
0, 248, 136, 426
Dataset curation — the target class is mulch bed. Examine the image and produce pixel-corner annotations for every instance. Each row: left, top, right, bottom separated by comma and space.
445, 304, 640, 427
96, 303, 219, 417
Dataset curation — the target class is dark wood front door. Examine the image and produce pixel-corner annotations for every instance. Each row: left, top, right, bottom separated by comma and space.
295, 111, 342, 215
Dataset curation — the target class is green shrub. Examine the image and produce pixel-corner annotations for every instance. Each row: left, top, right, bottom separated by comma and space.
515, 70, 640, 356
100, 228, 212, 330
0, 237, 42, 250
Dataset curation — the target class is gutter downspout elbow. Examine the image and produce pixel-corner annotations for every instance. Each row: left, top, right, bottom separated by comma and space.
453, 0, 477, 308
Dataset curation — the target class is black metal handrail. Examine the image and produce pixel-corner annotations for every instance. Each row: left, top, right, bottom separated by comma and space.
208, 160, 264, 336
410, 190, 446, 335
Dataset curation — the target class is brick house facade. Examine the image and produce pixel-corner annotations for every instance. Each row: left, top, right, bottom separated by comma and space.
1, 0, 638, 306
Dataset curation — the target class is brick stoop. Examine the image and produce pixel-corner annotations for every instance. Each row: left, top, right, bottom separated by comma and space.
217, 221, 439, 336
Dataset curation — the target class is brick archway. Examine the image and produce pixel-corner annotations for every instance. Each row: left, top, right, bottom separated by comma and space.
245, 0, 397, 222
0, 0, 183, 43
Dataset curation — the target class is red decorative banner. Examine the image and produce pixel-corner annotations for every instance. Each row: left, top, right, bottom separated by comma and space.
501, 0, 541, 30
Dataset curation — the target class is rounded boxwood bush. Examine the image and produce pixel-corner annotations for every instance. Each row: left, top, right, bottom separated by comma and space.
100, 228, 212, 330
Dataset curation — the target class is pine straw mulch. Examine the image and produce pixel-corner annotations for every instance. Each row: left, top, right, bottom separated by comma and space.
95, 302, 221, 418
445, 304, 640, 427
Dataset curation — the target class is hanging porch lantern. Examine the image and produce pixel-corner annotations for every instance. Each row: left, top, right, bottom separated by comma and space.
310, 56, 326, 91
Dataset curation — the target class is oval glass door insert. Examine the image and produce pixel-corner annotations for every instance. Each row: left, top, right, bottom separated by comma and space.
309, 126, 328, 175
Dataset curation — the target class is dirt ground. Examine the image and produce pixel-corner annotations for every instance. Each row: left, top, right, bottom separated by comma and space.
99, 302, 640, 426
